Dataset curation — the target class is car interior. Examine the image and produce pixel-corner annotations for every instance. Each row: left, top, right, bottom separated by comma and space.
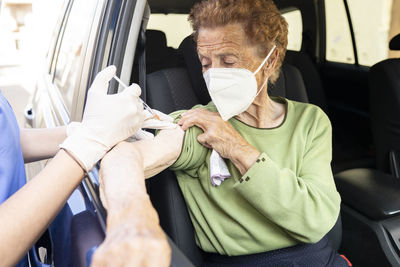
26, 0, 400, 266
120, 0, 400, 266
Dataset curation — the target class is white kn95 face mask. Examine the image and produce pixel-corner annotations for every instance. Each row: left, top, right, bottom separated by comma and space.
203, 45, 276, 121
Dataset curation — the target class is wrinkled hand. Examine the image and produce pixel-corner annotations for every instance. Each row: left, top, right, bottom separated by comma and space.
61, 66, 146, 171
178, 108, 260, 174
177, 108, 247, 159
91, 224, 171, 267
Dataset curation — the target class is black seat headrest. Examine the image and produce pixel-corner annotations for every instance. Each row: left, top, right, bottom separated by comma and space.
142, 29, 180, 75
389, 33, 400, 51
178, 36, 211, 105
146, 29, 168, 48
146, 30, 169, 65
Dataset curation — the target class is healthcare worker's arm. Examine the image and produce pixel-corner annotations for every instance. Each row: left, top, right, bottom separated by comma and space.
0, 66, 146, 266
20, 127, 67, 163
91, 142, 171, 267
0, 150, 84, 266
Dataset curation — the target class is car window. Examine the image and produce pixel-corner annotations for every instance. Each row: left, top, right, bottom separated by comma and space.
53, 0, 98, 110
325, 0, 355, 64
147, 13, 192, 48
45, 0, 70, 74
347, 0, 398, 66
282, 9, 303, 51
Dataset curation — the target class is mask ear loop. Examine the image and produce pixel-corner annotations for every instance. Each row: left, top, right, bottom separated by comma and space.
255, 77, 269, 98
253, 45, 277, 97
253, 45, 277, 75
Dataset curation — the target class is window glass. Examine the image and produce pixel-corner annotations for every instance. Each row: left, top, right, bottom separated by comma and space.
147, 14, 192, 48
54, 0, 98, 110
282, 9, 303, 51
347, 0, 397, 66
46, 0, 70, 73
325, 0, 355, 63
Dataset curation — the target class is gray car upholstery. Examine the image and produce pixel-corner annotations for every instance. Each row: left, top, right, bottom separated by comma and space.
369, 33, 400, 173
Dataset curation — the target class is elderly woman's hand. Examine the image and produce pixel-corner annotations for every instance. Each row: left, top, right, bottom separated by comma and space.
91, 221, 171, 267
178, 108, 260, 174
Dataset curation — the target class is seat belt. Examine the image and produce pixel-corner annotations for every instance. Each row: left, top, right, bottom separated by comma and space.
138, 21, 147, 101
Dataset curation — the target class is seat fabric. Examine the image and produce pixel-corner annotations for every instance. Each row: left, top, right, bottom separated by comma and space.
130, 29, 182, 84
369, 55, 400, 173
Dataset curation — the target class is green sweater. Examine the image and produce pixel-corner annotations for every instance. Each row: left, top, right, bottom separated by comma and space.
168, 97, 341, 256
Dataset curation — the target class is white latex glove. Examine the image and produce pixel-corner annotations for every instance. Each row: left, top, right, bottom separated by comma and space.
60, 65, 146, 171
142, 109, 176, 130
127, 109, 177, 141
67, 109, 176, 142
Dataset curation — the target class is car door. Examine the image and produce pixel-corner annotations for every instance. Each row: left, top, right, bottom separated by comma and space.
26, 0, 106, 266
28, 0, 202, 265
319, 0, 396, 162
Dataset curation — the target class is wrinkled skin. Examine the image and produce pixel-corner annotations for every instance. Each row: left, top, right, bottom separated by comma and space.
91, 223, 170, 267
178, 108, 259, 174
178, 23, 286, 174
91, 142, 171, 267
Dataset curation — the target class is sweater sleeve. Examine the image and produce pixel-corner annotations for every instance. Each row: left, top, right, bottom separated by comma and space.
168, 108, 209, 173
233, 111, 341, 243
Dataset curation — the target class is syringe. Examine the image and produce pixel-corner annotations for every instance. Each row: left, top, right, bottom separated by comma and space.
113, 75, 160, 120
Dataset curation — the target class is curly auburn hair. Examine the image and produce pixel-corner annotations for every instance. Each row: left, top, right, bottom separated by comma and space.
189, 0, 288, 83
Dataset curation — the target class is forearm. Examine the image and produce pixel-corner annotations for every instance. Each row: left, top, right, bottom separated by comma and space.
96, 143, 171, 266
0, 150, 84, 266
100, 142, 155, 228
20, 127, 67, 163
230, 142, 260, 175
129, 128, 184, 179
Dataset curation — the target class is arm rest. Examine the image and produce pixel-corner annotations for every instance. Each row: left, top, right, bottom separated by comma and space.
335, 168, 400, 220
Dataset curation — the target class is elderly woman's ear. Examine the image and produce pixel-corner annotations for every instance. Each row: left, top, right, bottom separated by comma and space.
264, 47, 280, 77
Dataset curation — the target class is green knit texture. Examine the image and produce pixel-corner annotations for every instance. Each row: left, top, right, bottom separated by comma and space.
168, 97, 341, 256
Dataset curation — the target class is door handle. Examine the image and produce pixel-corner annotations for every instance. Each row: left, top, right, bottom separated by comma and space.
24, 105, 34, 127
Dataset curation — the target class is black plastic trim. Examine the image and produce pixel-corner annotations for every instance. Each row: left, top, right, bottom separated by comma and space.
107, 0, 138, 94
335, 168, 400, 220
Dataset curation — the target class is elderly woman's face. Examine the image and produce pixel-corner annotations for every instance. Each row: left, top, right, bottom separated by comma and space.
197, 23, 265, 77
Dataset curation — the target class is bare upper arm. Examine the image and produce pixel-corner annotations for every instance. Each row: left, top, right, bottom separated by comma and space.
133, 126, 185, 178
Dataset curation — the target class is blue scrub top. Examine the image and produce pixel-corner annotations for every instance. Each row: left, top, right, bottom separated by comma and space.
0, 91, 28, 266
0, 91, 26, 201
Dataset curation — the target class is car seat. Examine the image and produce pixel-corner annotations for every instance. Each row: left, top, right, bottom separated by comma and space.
369, 33, 400, 175
284, 50, 328, 112
144, 36, 342, 266
130, 29, 181, 84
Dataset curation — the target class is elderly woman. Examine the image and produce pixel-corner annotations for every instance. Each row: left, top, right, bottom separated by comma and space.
98, 0, 348, 266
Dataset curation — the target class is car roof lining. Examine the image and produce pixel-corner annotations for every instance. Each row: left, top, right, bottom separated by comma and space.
148, 0, 313, 14
148, 0, 199, 14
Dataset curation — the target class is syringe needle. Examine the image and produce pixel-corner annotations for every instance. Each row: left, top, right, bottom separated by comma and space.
112, 75, 160, 120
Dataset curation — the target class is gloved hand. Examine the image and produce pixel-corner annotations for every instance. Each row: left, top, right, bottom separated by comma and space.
127, 109, 177, 141
68, 110, 177, 141
142, 109, 175, 129
61, 65, 146, 171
